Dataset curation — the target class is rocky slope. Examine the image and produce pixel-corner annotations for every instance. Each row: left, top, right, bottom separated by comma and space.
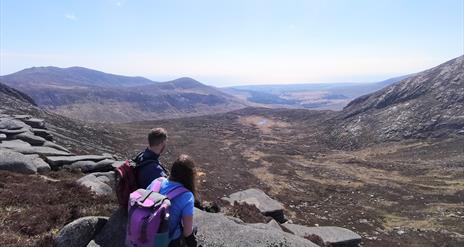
0, 82, 126, 154
327, 55, 464, 148
0, 67, 247, 123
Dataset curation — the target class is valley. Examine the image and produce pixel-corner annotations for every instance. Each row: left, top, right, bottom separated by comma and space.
0, 55, 463, 246
116, 108, 464, 247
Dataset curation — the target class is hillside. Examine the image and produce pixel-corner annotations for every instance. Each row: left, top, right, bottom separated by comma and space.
0, 66, 155, 88
0, 68, 247, 122
327, 55, 464, 149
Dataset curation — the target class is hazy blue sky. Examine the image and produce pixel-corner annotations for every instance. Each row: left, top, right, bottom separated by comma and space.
1, 0, 463, 86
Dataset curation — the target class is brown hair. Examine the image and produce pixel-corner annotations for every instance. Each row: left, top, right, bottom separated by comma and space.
169, 154, 197, 197
148, 128, 167, 147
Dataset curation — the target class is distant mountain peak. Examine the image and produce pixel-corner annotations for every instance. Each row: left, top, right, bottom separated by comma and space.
1, 66, 157, 88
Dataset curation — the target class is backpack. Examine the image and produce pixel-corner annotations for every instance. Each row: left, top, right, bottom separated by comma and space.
126, 178, 188, 247
115, 160, 138, 209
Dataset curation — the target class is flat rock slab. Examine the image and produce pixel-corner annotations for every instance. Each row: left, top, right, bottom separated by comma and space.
13, 115, 31, 121
0, 127, 30, 135
46, 154, 114, 168
23, 118, 46, 129
0, 149, 37, 174
77, 171, 115, 195
54, 216, 108, 247
4, 145, 72, 157
282, 224, 362, 247
0, 139, 32, 149
0, 117, 30, 130
11, 132, 46, 146
194, 209, 318, 247
222, 188, 286, 223
43, 141, 70, 152
66, 159, 114, 173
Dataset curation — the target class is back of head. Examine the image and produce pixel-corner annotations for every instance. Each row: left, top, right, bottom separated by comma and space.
169, 154, 196, 196
148, 128, 167, 147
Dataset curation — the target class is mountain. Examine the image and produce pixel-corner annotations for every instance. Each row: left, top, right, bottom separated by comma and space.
0, 68, 247, 123
327, 55, 464, 148
0, 66, 155, 88
223, 75, 410, 110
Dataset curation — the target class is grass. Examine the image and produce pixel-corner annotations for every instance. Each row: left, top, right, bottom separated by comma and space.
0, 170, 117, 247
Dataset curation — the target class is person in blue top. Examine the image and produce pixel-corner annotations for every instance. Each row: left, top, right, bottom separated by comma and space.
135, 128, 169, 189
147, 154, 199, 247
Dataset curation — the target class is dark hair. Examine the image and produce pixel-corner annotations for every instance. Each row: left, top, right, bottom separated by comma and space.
169, 154, 197, 197
148, 128, 167, 147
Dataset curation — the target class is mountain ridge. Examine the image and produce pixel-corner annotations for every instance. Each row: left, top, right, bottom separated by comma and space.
0, 67, 247, 123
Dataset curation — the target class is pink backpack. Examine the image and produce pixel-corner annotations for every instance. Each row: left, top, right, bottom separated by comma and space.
126, 178, 188, 247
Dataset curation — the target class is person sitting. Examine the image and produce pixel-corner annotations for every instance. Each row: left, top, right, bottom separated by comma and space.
134, 127, 169, 189
147, 154, 199, 247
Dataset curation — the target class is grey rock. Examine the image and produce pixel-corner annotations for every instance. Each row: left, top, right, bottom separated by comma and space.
0, 139, 31, 149
249, 219, 282, 231
93, 208, 317, 247
0, 149, 37, 174
5, 145, 72, 157
195, 209, 318, 247
26, 155, 51, 173
46, 154, 114, 168
282, 223, 362, 247
23, 118, 46, 129
87, 240, 101, 247
111, 160, 125, 169
222, 188, 286, 223
13, 114, 31, 121
0, 133, 6, 141
66, 160, 114, 173
0, 127, 30, 135
43, 141, 70, 152
94, 208, 127, 247
32, 128, 53, 141
94, 159, 116, 171
0, 117, 30, 130
77, 171, 115, 195
11, 132, 46, 146
66, 160, 98, 172
54, 216, 108, 247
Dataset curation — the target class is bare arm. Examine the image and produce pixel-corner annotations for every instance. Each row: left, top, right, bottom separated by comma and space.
182, 215, 194, 237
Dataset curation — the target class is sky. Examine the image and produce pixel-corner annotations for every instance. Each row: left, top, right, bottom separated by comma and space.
0, 0, 463, 87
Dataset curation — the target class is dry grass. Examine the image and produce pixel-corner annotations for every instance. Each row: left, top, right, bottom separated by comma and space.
0, 171, 117, 247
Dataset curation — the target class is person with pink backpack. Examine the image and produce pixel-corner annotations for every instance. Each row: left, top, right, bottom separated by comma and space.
126, 154, 200, 247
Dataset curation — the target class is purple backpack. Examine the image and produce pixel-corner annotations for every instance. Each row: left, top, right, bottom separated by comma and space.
126, 178, 188, 247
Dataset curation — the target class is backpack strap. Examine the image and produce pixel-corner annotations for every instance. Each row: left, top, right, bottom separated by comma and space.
166, 186, 189, 201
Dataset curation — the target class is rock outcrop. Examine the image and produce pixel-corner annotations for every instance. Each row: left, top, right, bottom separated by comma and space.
222, 188, 286, 223
77, 172, 115, 196
0, 112, 117, 178
54, 216, 108, 247
0, 149, 40, 174
283, 223, 362, 247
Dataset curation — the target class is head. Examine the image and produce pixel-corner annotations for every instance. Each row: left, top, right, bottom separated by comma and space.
148, 128, 167, 155
169, 154, 197, 196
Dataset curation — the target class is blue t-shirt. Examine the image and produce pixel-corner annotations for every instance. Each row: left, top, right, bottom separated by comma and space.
147, 179, 194, 240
